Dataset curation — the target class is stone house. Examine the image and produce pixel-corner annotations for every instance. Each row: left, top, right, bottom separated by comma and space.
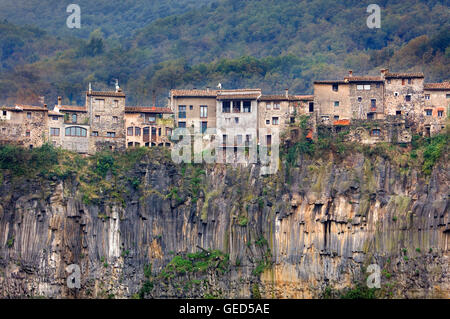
125, 106, 173, 147
169, 89, 217, 133
381, 69, 425, 119
313, 80, 351, 124
86, 87, 126, 154
423, 81, 450, 136
0, 104, 48, 149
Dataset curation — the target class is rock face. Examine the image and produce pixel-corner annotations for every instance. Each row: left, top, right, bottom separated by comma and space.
0, 151, 448, 299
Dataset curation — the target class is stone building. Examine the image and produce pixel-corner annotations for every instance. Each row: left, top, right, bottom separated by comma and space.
48, 97, 90, 153
423, 81, 450, 136
125, 106, 173, 147
345, 71, 385, 120
170, 89, 217, 132
381, 69, 425, 118
313, 80, 351, 124
86, 86, 126, 154
0, 104, 48, 149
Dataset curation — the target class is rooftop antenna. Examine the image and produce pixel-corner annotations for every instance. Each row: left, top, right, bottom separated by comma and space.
88, 82, 92, 93
115, 79, 120, 92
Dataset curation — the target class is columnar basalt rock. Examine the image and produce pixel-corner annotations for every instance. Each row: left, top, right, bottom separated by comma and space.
0, 151, 448, 299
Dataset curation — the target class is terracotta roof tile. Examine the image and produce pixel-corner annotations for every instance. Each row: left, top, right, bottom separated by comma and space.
171, 89, 218, 97
424, 81, 450, 90
289, 95, 314, 101
259, 95, 289, 101
10, 104, 48, 111
86, 90, 126, 97
345, 76, 384, 82
125, 106, 172, 114
217, 94, 261, 100
314, 80, 348, 84
58, 105, 87, 112
384, 72, 424, 78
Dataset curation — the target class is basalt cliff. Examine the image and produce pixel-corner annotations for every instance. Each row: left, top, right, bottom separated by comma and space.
0, 145, 448, 299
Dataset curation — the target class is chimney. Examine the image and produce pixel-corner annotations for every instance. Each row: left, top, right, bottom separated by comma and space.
285, 88, 289, 98
88, 82, 92, 94
380, 68, 388, 77
206, 87, 210, 92
44, 104, 47, 109
57, 96, 62, 106
348, 70, 353, 77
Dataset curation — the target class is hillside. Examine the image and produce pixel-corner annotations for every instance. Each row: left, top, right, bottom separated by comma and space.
0, 0, 448, 106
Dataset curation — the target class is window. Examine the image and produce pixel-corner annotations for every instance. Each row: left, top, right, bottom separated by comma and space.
274, 103, 280, 110
236, 134, 243, 145
107, 132, 116, 138
222, 101, 231, 113
266, 103, 271, 110
425, 109, 432, 116
367, 113, 374, 119
408, 79, 412, 84
309, 102, 314, 112
272, 117, 279, 125
405, 95, 411, 102
27, 112, 31, 119
65, 126, 87, 137
2, 110, 6, 116
114, 100, 118, 108
357, 85, 364, 90
95, 115, 100, 121
371, 99, 376, 109
96, 99, 105, 108
158, 128, 161, 136
446, 94, 450, 99
26, 130, 30, 137
147, 116, 156, 123
225, 118, 231, 124
357, 97, 362, 102
50, 128, 60, 136
376, 83, 380, 88
222, 134, 227, 145
438, 110, 443, 117
135, 127, 141, 136
200, 105, 208, 118
371, 129, 381, 136
394, 92, 399, 97
234, 117, 239, 124
332, 84, 339, 92
201, 121, 207, 133
334, 115, 339, 120
128, 142, 133, 147
402, 79, 405, 85
127, 127, 134, 136
52, 116, 58, 121
71, 114, 77, 123
364, 85, 371, 90
166, 127, 172, 136
189, 105, 193, 110
232, 101, 240, 113
178, 105, 186, 118
243, 101, 251, 113
266, 119, 270, 124
425, 94, 430, 100
266, 135, 272, 146
396, 111, 402, 115
92, 131, 98, 136
113, 116, 118, 123
178, 121, 186, 128
334, 101, 340, 107
387, 79, 391, 84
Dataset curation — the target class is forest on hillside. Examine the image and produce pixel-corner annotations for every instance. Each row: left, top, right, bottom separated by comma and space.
0, 0, 448, 106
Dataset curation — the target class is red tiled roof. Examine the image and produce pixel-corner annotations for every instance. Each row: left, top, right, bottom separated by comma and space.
217, 94, 261, 100
314, 80, 347, 84
289, 95, 314, 101
86, 90, 126, 97
125, 106, 172, 114
424, 81, 450, 90
48, 111, 64, 116
9, 104, 48, 112
259, 95, 289, 101
345, 76, 383, 82
384, 72, 424, 78
58, 105, 87, 112
171, 89, 218, 97
333, 119, 350, 126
